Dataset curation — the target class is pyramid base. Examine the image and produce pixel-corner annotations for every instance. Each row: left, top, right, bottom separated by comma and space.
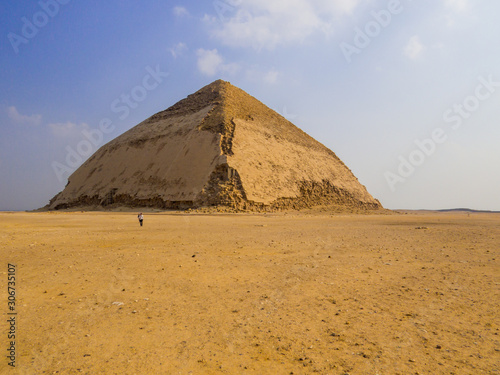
47, 179, 381, 212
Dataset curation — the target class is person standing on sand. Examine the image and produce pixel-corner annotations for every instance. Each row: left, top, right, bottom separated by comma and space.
138, 213, 144, 227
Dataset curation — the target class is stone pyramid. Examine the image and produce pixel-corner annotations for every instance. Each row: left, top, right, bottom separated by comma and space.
47, 80, 382, 211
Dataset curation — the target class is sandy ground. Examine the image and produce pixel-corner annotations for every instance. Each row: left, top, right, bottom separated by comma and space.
0, 211, 498, 375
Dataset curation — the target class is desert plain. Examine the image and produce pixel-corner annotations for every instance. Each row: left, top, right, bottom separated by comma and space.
0, 210, 498, 374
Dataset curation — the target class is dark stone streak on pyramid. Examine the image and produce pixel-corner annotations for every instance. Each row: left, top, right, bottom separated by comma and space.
47, 80, 382, 211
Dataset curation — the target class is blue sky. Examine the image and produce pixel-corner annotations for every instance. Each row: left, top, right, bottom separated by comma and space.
1, 0, 499, 211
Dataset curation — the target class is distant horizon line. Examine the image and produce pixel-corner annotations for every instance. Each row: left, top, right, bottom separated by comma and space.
1, 207, 499, 213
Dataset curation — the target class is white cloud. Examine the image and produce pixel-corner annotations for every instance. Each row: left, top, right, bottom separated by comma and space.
404, 35, 424, 59
264, 69, 280, 84
197, 49, 223, 76
245, 67, 281, 84
169, 42, 188, 58
443, 0, 468, 27
173, 6, 189, 17
196, 48, 240, 76
49, 122, 89, 138
6, 106, 42, 126
445, 0, 468, 12
205, 0, 361, 50
332, 0, 359, 14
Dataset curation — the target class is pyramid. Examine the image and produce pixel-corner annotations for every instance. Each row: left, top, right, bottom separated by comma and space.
47, 80, 382, 211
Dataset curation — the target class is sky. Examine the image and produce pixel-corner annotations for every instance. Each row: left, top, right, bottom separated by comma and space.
0, 0, 499, 211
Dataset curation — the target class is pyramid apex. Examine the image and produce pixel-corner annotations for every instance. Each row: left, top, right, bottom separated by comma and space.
211, 78, 229, 85
197, 79, 232, 93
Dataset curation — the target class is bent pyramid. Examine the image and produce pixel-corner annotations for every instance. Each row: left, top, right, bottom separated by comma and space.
47, 80, 382, 211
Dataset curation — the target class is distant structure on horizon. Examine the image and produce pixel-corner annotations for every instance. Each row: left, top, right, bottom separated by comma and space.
45, 80, 382, 211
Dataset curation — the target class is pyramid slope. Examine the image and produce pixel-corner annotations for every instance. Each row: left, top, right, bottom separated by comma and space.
47, 80, 381, 211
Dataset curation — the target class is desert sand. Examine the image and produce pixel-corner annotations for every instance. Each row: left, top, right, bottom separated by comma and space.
0, 210, 498, 374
